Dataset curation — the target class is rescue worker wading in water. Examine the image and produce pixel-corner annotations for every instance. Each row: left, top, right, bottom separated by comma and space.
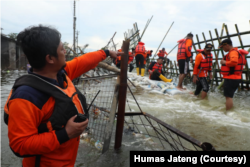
176, 33, 193, 90
3, 25, 119, 167
135, 42, 147, 77
148, 57, 172, 82
193, 44, 213, 99
219, 38, 247, 110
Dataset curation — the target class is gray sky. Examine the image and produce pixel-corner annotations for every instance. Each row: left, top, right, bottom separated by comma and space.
1, 0, 250, 61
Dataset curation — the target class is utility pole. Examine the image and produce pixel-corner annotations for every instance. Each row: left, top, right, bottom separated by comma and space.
73, 0, 76, 56
0, 28, 3, 34
76, 31, 79, 55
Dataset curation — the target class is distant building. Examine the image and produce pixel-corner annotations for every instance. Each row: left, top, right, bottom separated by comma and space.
1, 34, 27, 70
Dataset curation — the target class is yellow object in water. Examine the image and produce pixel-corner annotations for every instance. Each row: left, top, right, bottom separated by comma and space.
159, 74, 172, 82
141, 68, 145, 77
136, 68, 140, 75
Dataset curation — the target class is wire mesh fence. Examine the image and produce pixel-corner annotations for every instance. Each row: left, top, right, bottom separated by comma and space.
146, 22, 250, 91
74, 62, 119, 152
122, 85, 215, 151
73, 57, 215, 152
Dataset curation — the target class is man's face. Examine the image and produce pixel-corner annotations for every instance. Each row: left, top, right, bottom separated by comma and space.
204, 48, 212, 55
221, 44, 230, 52
55, 41, 66, 70
157, 59, 163, 64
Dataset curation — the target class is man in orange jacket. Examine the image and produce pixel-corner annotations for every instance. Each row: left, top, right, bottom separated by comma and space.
148, 57, 172, 82
176, 33, 193, 90
193, 44, 213, 99
135, 42, 147, 76
219, 38, 245, 110
4, 25, 118, 167
157, 48, 169, 66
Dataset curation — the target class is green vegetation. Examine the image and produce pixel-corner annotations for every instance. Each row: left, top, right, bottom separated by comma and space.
7, 33, 18, 40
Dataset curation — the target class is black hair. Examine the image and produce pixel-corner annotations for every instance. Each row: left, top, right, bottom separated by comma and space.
17, 25, 61, 69
132, 48, 135, 50
187, 33, 193, 38
150, 50, 153, 52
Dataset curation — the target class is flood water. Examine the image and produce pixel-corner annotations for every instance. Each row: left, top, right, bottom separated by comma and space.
1, 70, 250, 167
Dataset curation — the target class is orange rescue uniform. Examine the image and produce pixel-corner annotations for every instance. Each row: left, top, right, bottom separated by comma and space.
157, 50, 168, 57
5, 50, 107, 167
221, 48, 243, 80
193, 52, 213, 77
177, 38, 192, 61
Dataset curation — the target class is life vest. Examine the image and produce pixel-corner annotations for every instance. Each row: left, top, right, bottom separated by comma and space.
135, 42, 145, 53
158, 50, 166, 57
220, 48, 246, 76
177, 39, 192, 60
198, 52, 213, 71
4, 74, 88, 132
146, 50, 151, 55
152, 62, 162, 74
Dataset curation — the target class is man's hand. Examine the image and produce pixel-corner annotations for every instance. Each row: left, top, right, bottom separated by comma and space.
149, 70, 153, 75
65, 115, 89, 139
193, 75, 198, 83
220, 60, 226, 65
109, 50, 123, 59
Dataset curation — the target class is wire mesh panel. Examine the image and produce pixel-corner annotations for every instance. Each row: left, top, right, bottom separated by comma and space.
123, 113, 214, 151
122, 86, 215, 151
75, 72, 119, 152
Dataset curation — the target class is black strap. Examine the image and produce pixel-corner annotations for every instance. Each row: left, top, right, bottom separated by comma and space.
35, 155, 41, 167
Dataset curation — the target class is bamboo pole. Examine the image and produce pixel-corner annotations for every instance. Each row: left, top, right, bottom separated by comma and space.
215, 28, 225, 82
153, 22, 174, 58
196, 34, 201, 49
174, 61, 178, 76
69, 47, 78, 56
140, 15, 153, 41
105, 32, 117, 49
114, 39, 130, 150
235, 24, 249, 88
208, 30, 221, 77
202, 32, 207, 45
211, 62, 216, 92
170, 61, 173, 78
78, 46, 84, 54
97, 62, 120, 73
